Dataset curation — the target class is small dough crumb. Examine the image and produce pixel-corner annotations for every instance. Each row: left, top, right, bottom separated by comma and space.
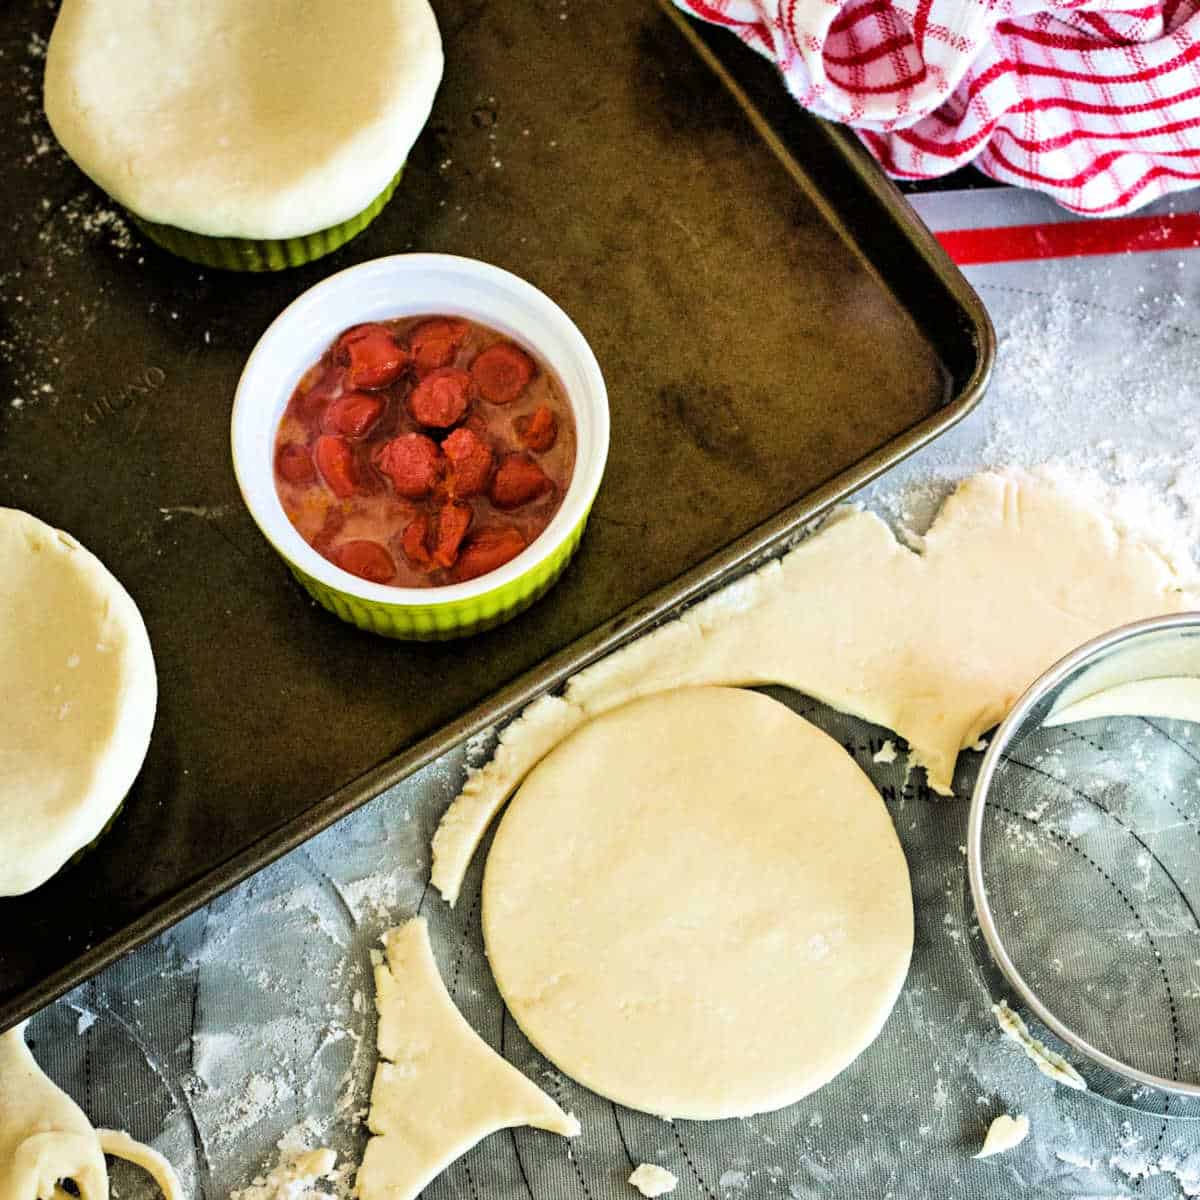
629, 1164, 679, 1197
976, 1113, 1030, 1158
230, 1146, 337, 1199
873, 739, 897, 764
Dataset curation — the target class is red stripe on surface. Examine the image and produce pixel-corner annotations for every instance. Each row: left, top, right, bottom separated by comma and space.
935, 212, 1200, 263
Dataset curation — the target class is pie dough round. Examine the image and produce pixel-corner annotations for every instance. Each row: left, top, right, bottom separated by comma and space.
43, 0, 443, 239
0, 510, 156, 897
481, 686, 914, 1120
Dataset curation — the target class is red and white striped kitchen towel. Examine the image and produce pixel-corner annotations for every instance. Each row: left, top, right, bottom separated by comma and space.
675, 0, 1200, 215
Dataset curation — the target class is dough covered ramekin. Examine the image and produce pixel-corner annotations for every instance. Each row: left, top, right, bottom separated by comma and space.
43, 0, 442, 271
131, 168, 405, 273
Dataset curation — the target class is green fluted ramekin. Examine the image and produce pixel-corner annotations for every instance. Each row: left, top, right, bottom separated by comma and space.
132, 168, 404, 272
232, 253, 609, 641
286, 506, 592, 640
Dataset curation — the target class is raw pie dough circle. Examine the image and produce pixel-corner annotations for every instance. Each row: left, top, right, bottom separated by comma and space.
0, 510, 156, 897
481, 687, 914, 1120
44, 0, 443, 239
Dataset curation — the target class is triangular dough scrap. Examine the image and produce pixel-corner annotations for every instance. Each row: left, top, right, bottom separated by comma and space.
431, 470, 1200, 904
356, 917, 579, 1200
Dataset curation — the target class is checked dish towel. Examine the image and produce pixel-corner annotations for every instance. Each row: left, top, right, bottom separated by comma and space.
675, 0, 1200, 214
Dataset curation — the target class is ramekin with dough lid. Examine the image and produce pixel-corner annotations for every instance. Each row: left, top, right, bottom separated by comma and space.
43, 0, 443, 270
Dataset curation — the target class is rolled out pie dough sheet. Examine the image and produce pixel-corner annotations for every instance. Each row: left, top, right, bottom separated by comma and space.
482, 688, 914, 1120
433, 470, 1200, 904
356, 918, 578, 1200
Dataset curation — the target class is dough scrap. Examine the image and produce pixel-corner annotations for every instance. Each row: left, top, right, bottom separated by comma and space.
0, 509, 157, 897
992, 1002, 1087, 1091
873, 739, 898, 764
97, 1131, 183, 1200
975, 1113, 1030, 1159
482, 688, 914, 1120
433, 470, 1199, 904
431, 694, 581, 905
0, 1025, 107, 1200
44, 0, 443, 239
0, 1026, 184, 1200
356, 918, 579, 1200
231, 1147, 337, 1200
628, 1164, 679, 1197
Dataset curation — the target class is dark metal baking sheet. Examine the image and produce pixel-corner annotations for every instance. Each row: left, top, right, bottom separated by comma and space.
0, 0, 992, 1028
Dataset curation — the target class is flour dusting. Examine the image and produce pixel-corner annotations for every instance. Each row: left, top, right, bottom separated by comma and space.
229, 1130, 342, 1200
872, 283, 1200, 571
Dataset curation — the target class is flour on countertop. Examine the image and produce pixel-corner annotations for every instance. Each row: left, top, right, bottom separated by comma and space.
1105, 1123, 1200, 1197
229, 1133, 341, 1200
870, 283, 1200, 568
1056, 1149, 1099, 1170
